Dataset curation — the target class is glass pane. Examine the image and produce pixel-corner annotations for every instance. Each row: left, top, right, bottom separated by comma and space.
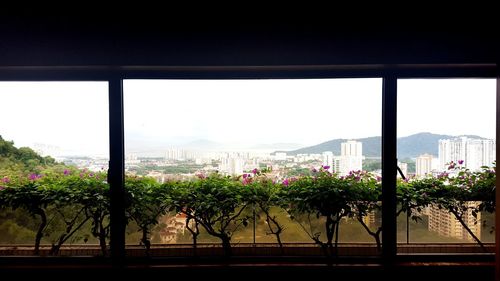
124, 79, 382, 257
0, 82, 109, 256
397, 79, 495, 254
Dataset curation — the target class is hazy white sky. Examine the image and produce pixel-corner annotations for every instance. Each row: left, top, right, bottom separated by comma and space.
124, 79, 382, 148
398, 79, 496, 139
0, 82, 109, 157
0, 79, 495, 157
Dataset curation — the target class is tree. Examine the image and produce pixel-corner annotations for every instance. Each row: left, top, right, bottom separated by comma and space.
285, 167, 354, 258
126, 176, 170, 256
170, 173, 249, 257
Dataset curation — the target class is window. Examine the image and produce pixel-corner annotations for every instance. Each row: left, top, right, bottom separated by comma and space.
123, 79, 382, 257
0, 82, 109, 256
397, 79, 496, 254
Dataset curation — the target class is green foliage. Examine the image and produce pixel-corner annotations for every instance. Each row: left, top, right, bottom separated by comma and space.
0, 155, 496, 256
362, 158, 381, 172
284, 168, 379, 256
167, 172, 249, 256
125, 176, 170, 255
0, 135, 57, 175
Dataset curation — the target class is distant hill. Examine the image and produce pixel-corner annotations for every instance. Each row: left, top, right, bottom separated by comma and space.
0, 135, 56, 173
278, 132, 486, 159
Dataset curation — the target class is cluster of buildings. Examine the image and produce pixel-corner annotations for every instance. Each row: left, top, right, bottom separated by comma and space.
415, 136, 495, 242
125, 136, 495, 243
416, 136, 496, 177
321, 140, 363, 175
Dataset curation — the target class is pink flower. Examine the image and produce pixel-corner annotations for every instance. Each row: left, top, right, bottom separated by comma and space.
196, 173, 206, 179
282, 179, 289, 186
252, 168, 259, 175
28, 174, 42, 181
64, 170, 70, 176
458, 160, 464, 165
2, 177, 10, 183
243, 174, 249, 179
243, 177, 252, 185
448, 161, 456, 170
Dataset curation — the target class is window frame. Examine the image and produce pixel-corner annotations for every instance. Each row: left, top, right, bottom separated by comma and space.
0, 64, 497, 266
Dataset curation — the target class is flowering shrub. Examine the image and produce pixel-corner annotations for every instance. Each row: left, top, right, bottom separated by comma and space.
284, 167, 366, 256
167, 172, 248, 257
125, 176, 170, 256
0, 162, 495, 256
417, 161, 496, 250
244, 168, 287, 249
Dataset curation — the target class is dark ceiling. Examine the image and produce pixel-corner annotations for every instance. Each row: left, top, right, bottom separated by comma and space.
1, 8, 498, 67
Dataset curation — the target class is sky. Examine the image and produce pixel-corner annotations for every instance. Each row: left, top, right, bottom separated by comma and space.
0, 79, 495, 157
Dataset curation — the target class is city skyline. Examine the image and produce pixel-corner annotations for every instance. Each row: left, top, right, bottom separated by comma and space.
0, 79, 495, 157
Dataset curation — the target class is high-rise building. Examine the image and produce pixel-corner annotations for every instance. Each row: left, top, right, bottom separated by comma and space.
481, 139, 496, 168
416, 154, 433, 177
219, 157, 244, 175
339, 140, 363, 175
322, 151, 334, 173
438, 137, 496, 171
428, 202, 481, 241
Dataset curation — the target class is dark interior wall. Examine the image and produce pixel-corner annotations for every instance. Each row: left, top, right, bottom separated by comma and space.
1, 8, 499, 67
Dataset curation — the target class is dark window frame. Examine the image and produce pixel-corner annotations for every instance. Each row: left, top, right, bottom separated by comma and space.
0, 64, 497, 266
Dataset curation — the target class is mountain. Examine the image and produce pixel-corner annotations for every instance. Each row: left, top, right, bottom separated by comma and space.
278, 132, 487, 159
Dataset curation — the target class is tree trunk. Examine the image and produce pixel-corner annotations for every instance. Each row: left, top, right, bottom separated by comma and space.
265, 212, 284, 252
186, 217, 199, 257
334, 219, 340, 257
357, 216, 382, 252
141, 227, 150, 257
34, 209, 47, 255
98, 220, 108, 256
220, 235, 232, 257
451, 209, 487, 252
50, 216, 89, 255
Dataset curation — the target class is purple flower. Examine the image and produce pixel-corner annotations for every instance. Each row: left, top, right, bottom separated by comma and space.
252, 168, 259, 175
243, 174, 249, 179
282, 179, 289, 186
89, 173, 94, 177
323, 165, 330, 170
2, 177, 10, 183
437, 172, 449, 179
63, 170, 70, 176
448, 161, 456, 170
311, 168, 318, 173
458, 160, 464, 165
28, 174, 42, 181
243, 177, 252, 185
